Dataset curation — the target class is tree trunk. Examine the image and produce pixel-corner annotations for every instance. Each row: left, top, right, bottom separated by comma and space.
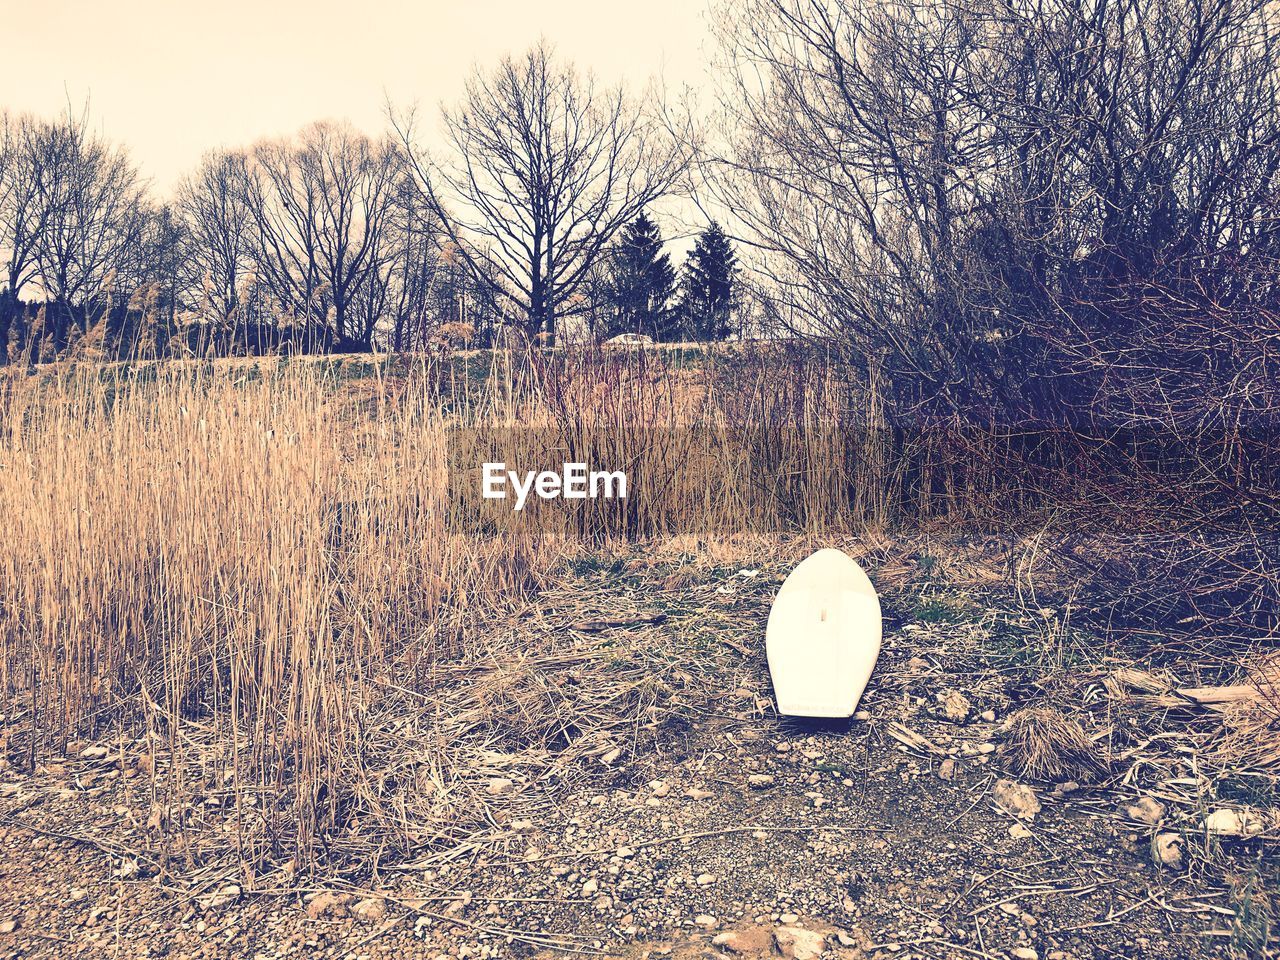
0, 289, 15, 367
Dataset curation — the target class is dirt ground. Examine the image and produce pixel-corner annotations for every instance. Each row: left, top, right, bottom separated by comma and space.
1, 539, 1274, 960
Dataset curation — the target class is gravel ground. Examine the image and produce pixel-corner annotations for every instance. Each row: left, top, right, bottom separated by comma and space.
0, 546, 1268, 960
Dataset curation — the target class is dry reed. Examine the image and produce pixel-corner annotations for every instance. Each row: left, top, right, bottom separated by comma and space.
0, 348, 879, 875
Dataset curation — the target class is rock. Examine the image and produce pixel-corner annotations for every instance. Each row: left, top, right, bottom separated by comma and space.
582, 878, 599, 896
747, 774, 775, 789
80, 745, 109, 760
1009, 823, 1033, 840
696, 873, 716, 886
1205, 808, 1265, 837
0, 919, 18, 934
649, 779, 671, 798
443, 891, 473, 916
68, 887, 89, 903
615, 845, 636, 858
779, 913, 800, 924
936, 690, 972, 722
113, 859, 140, 881
980, 709, 997, 722
993, 779, 1041, 820
1152, 832, 1184, 869
1125, 797, 1166, 826
1009, 949, 1039, 960
353, 898, 386, 921
712, 931, 750, 952
201, 884, 241, 910
486, 777, 515, 796
774, 925, 826, 960
510, 819, 534, 833
685, 787, 714, 801
695, 914, 719, 929
306, 892, 353, 919
600, 747, 622, 765
938, 758, 957, 781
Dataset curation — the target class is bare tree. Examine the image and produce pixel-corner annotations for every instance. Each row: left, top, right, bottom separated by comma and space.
30, 110, 144, 355
178, 150, 253, 329
0, 113, 49, 364
245, 122, 401, 351
396, 42, 690, 341
381, 175, 441, 352
709, 0, 1280, 426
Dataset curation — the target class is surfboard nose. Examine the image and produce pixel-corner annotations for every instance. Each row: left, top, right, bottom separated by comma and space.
766, 550, 883, 718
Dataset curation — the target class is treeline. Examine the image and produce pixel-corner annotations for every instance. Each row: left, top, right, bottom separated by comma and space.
713, 0, 1280, 435
0, 44, 755, 366
703, 0, 1280, 641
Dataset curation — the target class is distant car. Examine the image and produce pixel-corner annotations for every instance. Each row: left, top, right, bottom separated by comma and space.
604, 333, 654, 346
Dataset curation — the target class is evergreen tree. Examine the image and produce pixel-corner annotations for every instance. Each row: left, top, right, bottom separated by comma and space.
680, 222, 738, 342
606, 212, 678, 340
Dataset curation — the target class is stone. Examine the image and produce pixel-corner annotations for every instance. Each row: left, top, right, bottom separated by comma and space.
582, 878, 599, 896
486, 777, 514, 796
936, 690, 972, 722
685, 787, 714, 801
1009, 823, 1033, 840
1125, 797, 1166, 826
712, 931, 750, 952
1010, 949, 1039, 960
1152, 832, 1183, 869
695, 914, 719, 928
938, 758, 957, 781
696, 873, 716, 886
774, 925, 826, 960
747, 774, 775, 789
993, 779, 1041, 820
201, 884, 241, 910
649, 780, 671, 798
0, 919, 18, 934
353, 898, 386, 921
306, 892, 353, 919
1205, 808, 1264, 837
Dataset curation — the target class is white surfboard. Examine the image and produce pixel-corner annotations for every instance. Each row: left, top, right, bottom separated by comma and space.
766, 548, 882, 718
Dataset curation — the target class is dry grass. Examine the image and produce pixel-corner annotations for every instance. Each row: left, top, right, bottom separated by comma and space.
999, 706, 1105, 783
0, 349, 881, 877
1218, 654, 1280, 771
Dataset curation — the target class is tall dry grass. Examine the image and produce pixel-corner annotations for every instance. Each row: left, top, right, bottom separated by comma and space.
0, 360, 560, 866
0, 348, 886, 873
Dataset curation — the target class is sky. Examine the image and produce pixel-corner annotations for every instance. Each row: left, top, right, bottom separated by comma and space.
1, 0, 716, 195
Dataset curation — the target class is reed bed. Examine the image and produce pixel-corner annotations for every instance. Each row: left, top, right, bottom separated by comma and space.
0, 348, 876, 875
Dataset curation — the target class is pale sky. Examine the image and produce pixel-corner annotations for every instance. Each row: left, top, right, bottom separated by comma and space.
2, 0, 714, 194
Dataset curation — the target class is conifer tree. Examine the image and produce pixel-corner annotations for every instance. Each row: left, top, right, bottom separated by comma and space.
606, 211, 678, 340
680, 222, 738, 341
